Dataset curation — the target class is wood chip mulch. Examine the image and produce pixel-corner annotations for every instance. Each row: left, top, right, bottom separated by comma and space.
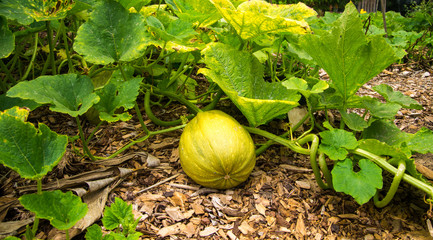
1, 67, 433, 240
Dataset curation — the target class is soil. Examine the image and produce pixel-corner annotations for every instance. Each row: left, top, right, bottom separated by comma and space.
1, 66, 433, 240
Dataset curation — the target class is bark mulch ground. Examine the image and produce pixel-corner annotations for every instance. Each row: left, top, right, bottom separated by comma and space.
1, 67, 433, 240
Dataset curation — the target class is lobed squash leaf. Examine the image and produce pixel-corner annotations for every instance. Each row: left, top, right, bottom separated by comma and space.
74, 0, 152, 65
299, 2, 403, 105
94, 78, 142, 122
340, 111, 369, 132
19, 190, 88, 230
7, 74, 99, 117
0, 0, 75, 25
0, 109, 68, 180
407, 128, 433, 154
210, 0, 316, 41
373, 84, 422, 110
166, 0, 221, 27
319, 128, 358, 160
200, 42, 301, 127
362, 97, 402, 119
102, 197, 140, 236
332, 158, 383, 205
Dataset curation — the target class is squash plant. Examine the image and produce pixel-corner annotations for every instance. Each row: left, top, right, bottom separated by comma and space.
2, 2, 433, 240
0, 107, 88, 239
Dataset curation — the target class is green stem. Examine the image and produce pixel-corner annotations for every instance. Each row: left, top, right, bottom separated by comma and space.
118, 62, 128, 80
146, 86, 202, 114
60, 19, 74, 73
303, 134, 330, 189
31, 179, 43, 235
144, 42, 168, 69
85, 121, 104, 145
96, 124, 185, 160
201, 88, 224, 111
255, 132, 289, 156
243, 126, 310, 155
46, 21, 56, 75
76, 117, 96, 161
21, 33, 39, 81
352, 148, 433, 201
166, 52, 191, 89
374, 161, 406, 208
14, 25, 46, 38
318, 151, 333, 188
144, 89, 194, 126
0, 60, 13, 91
65, 229, 70, 240
134, 102, 150, 134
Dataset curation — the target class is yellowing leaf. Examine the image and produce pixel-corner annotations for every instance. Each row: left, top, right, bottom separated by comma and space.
211, 0, 316, 40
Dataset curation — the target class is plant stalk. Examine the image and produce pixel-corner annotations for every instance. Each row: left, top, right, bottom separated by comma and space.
75, 117, 96, 161
96, 124, 185, 160
352, 148, 433, 201
21, 33, 39, 81
46, 21, 56, 75
243, 126, 310, 155
144, 89, 194, 126
60, 19, 74, 72
374, 161, 406, 208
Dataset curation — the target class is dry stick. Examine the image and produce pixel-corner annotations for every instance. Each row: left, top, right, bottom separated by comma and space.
169, 183, 200, 191
136, 173, 180, 194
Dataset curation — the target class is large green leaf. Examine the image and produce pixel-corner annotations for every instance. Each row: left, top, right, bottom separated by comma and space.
332, 158, 383, 205
319, 128, 358, 160
363, 97, 402, 119
211, 0, 316, 40
373, 84, 422, 110
74, 0, 152, 65
200, 42, 301, 127
146, 16, 197, 42
339, 111, 369, 132
363, 120, 408, 147
0, 94, 40, 111
0, 110, 68, 180
19, 190, 88, 230
7, 74, 99, 117
142, 8, 204, 52
407, 128, 433, 154
300, 2, 402, 104
94, 78, 142, 122
0, 16, 14, 59
0, 0, 75, 25
166, 0, 221, 27
282, 77, 328, 98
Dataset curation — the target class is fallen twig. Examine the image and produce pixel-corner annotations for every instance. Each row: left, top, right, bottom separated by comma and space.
136, 173, 181, 194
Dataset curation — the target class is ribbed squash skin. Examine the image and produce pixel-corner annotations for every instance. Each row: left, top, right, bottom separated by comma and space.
179, 110, 256, 189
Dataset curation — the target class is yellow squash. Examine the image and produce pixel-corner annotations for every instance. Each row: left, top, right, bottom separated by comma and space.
179, 110, 256, 189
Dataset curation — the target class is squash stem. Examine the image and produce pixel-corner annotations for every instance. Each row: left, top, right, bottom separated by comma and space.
46, 21, 56, 75
76, 117, 96, 161
144, 89, 194, 126
305, 134, 330, 189
318, 151, 333, 189
243, 126, 310, 155
85, 121, 104, 146
20, 33, 38, 81
95, 124, 185, 160
352, 148, 433, 202
374, 161, 406, 208
135, 102, 150, 134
